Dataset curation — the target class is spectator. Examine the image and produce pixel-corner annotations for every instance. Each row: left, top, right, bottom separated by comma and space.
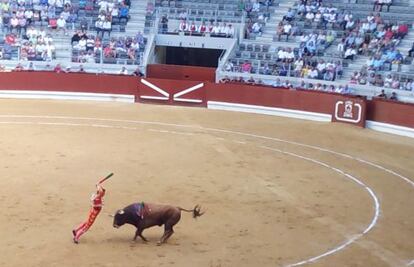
54, 63, 63, 73
241, 60, 252, 73
389, 91, 397, 100
119, 4, 129, 23
408, 42, 414, 57
377, 89, 387, 98
224, 61, 234, 72
178, 20, 188, 32
56, 15, 67, 35
118, 66, 128, 75
78, 64, 86, 73
251, 21, 262, 36
132, 67, 144, 77
160, 15, 168, 34
14, 62, 24, 71
102, 19, 112, 38
283, 8, 295, 22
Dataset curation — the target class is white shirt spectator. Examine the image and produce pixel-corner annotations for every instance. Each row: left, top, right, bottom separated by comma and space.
27, 27, 38, 38
46, 43, 55, 59
285, 50, 295, 60
44, 35, 53, 43
283, 23, 292, 34
252, 22, 261, 33
278, 49, 286, 60
227, 25, 235, 37
57, 17, 66, 28
102, 20, 111, 30
327, 6, 337, 13
107, 1, 114, 11
98, 0, 108, 12
300, 34, 309, 43
10, 17, 19, 27
55, 0, 63, 8
305, 12, 314, 21
314, 12, 322, 22
95, 19, 103, 30
24, 10, 33, 20
219, 24, 227, 34
77, 38, 87, 50
344, 13, 353, 22
60, 10, 70, 21
111, 7, 119, 17
344, 47, 356, 58
252, 1, 260, 12
210, 24, 218, 34
36, 43, 47, 53
317, 62, 326, 72
118, 67, 128, 75
328, 13, 336, 23
309, 69, 319, 78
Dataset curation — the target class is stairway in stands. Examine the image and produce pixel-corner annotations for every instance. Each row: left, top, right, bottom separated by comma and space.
124, 0, 148, 35
256, 0, 297, 43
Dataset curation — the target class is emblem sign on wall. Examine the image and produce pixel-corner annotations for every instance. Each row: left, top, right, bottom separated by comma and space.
332, 97, 366, 127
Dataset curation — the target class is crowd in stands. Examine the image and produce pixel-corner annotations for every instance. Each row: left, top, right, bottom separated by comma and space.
228, 28, 341, 82
92, 0, 131, 38
71, 30, 145, 64
350, 70, 414, 91
173, 19, 235, 38
2, 27, 56, 61
336, 12, 409, 65
3, 61, 143, 76
244, 0, 274, 39
219, 74, 351, 94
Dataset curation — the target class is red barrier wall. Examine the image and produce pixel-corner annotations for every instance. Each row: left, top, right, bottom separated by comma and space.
0, 71, 412, 130
367, 98, 414, 128
207, 83, 367, 127
146, 64, 216, 82
0, 71, 139, 95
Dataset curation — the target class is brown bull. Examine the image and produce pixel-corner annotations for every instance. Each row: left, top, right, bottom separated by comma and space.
112, 202, 203, 245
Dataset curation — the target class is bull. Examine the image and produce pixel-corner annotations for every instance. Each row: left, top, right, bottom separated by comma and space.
112, 202, 204, 245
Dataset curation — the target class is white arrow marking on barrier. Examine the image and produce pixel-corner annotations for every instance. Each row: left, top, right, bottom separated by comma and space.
173, 83, 204, 103
140, 79, 170, 100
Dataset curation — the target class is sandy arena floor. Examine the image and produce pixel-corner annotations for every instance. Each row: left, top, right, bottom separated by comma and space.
0, 99, 413, 267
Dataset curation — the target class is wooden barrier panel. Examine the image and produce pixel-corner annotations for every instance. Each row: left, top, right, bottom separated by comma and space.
147, 64, 216, 82
367, 98, 414, 128
331, 96, 366, 127
0, 71, 139, 95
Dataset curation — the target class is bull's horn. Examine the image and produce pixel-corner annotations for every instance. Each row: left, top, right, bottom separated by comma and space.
108, 214, 115, 218
118, 209, 125, 215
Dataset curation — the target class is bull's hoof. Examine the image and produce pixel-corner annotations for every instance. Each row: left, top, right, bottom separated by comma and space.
156, 241, 162, 246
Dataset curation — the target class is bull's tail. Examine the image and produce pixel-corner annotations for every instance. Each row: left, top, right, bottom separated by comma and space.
178, 205, 204, 219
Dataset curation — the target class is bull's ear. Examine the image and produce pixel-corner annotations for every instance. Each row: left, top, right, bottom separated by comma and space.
118, 209, 125, 215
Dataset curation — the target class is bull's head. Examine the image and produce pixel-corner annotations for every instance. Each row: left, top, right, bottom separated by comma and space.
112, 209, 126, 229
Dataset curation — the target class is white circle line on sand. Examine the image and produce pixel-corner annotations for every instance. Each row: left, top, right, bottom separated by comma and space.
0, 115, 412, 265
2, 115, 412, 187
260, 146, 380, 267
